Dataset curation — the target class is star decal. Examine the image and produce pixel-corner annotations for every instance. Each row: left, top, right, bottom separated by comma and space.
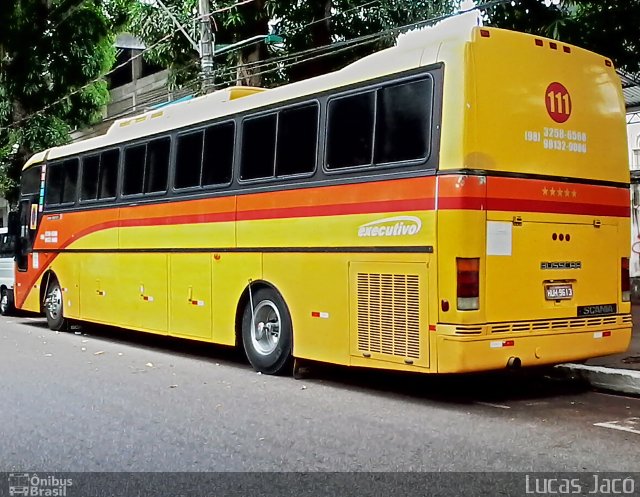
542, 187, 548, 196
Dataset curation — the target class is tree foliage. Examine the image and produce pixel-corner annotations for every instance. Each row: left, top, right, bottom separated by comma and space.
127, 0, 460, 91
485, 0, 640, 77
0, 0, 131, 204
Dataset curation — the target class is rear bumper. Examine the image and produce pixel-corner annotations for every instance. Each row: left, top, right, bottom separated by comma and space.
437, 326, 632, 373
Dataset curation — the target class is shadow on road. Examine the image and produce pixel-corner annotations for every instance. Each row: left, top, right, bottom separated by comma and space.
18, 316, 591, 405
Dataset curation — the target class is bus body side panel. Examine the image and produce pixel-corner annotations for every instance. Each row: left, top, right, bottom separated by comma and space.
242, 178, 436, 370
211, 252, 262, 346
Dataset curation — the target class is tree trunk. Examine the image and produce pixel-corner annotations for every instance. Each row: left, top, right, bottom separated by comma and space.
234, 0, 270, 87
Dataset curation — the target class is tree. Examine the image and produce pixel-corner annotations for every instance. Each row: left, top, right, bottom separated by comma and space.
270, 0, 460, 83
127, 0, 461, 91
0, 0, 131, 204
485, 0, 640, 77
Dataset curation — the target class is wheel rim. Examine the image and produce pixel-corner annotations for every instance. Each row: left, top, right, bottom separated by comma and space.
47, 286, 63, 320
250, 300, 281, 356
0, 292, 7, 314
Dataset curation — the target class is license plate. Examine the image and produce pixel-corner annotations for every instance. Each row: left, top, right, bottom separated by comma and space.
545, 284, 573, 300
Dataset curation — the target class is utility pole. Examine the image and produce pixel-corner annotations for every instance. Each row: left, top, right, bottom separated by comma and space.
198, 0, 214, 93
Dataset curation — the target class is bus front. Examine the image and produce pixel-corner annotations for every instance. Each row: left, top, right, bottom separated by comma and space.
435, 27, 631, 372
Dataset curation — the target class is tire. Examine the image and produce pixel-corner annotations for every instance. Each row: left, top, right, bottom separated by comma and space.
0, 287, 14, 316
242, 287, 293, 375
44, 278, 66, 331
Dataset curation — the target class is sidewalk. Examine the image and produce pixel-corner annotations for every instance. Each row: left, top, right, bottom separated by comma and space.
556, 306, 640, 396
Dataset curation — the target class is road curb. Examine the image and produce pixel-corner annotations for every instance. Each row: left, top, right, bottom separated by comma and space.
555, 363, 640, 396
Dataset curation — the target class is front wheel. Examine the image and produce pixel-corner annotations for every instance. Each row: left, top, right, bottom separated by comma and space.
0, 287, 14, 316
242, 287, 293, 375
44, 278, 66, 331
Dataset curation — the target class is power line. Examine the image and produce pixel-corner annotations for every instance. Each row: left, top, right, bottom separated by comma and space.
3, 0, 509, 137
77, 0, 507, 133
0, 0, 254, 134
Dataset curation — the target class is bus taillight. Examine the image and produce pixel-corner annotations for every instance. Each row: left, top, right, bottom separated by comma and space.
457, 258, 480, 310
622, 257, 630, 302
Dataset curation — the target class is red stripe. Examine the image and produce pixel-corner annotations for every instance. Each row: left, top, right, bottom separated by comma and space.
487, 198, 629, 217
438, 196, 629, 217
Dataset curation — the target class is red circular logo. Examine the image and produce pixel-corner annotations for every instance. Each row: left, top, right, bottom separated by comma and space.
545, 82, 571, 123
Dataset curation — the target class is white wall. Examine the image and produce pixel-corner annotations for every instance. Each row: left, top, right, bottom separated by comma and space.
628, 117, 640, 170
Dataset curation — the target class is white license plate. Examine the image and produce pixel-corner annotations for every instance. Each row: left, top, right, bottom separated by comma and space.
545, 284, 573, 300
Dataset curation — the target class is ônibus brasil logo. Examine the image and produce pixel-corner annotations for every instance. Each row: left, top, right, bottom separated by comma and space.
358, 216, 422, 238
545, 82, 571, 123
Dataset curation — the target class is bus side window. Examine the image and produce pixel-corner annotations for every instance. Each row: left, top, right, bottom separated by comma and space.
175, 130, 204, 189
374, 78, 433, 164
45, 158, 79, 206
145, 137, 170, 193
123, 145, 146, 196
326, 91, 375, 169
276, 104, 318, 177
203, 122, 234, 186
241, 114, 277, 180
99, 149, 119, 199
81, 154, 100, 201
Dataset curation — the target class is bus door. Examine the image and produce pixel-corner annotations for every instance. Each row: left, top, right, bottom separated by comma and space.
16, 196, 39, 272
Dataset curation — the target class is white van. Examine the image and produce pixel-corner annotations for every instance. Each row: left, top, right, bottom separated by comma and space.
0, 227, 15, 315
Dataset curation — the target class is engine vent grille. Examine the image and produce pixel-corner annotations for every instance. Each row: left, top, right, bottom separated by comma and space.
356, 272, 420, 359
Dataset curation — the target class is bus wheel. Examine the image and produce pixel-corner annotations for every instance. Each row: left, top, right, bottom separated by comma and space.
242, 287, 293, 375
0, 288, 14, 316
44, 279, 66, 331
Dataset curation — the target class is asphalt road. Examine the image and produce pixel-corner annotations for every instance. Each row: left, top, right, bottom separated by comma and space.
1, 313, 639, 473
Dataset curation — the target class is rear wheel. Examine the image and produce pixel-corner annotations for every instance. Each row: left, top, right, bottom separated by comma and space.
44, 278, 66, 331
242, 287, 293, 375
0, 287, 14, 316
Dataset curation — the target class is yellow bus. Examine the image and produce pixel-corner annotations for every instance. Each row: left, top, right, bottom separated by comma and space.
10, 26, 631, 375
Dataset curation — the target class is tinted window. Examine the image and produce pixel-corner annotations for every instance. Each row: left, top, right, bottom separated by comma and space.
81, 155, 100, 201
123, 145, 146, 195
21, 167, 41, 195
241, 114, 276, 180
175, 131, 204, 189
276, 104, 318, 176
61, 159, 79, 204
45, 158, 78, 205
99, 149, 119, 199
326, 92, 374, 169
45, 162, 64, 205
203, 123, 234, 186
145, 138, 170, 193
374, 79, 432, 164
123, 138, 169, 196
